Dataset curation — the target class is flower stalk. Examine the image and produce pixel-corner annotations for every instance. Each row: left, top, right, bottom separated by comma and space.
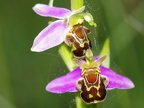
70, 0, 94, 107
71, 0, 84, 11
70, 0, 99, 107
58, 43, 75, 71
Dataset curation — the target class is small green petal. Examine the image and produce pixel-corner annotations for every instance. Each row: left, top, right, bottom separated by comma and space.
69, 14, 85, 27
82, 13, 97, 27
85, 48, 93, 62
69, 12, 97, 27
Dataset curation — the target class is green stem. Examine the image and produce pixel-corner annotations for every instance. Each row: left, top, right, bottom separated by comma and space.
48, 0, 54, 6
59, 0, 100, 108
59, 0, 104, 108
58, 44, 76, 71
71, 0, 84, 10
71, 0, 99, 107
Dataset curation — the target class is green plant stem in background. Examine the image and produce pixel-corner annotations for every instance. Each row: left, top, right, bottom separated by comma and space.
0, 27, 15, 108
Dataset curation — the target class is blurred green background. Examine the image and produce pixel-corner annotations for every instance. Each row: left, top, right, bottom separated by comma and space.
0, 0, 144, 108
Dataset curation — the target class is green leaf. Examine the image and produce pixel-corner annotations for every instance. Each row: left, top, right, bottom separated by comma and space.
100, 38, 110, 68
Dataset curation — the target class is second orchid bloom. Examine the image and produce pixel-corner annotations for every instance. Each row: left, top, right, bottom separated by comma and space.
31, 3, 96, 58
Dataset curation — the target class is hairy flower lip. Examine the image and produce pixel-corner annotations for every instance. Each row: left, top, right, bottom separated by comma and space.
46, 56, 134, 93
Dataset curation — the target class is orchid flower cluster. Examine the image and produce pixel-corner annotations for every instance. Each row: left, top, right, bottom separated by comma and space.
31, 3, 134, 104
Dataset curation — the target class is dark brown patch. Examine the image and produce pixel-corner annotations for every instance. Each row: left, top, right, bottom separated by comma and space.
77, 76, 107, 104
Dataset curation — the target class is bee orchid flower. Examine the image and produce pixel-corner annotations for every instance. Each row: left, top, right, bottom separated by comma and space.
46, 58, 134, 92
31, 3, 96, 52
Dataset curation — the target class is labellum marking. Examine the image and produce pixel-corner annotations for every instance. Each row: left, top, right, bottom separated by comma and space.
65, 24, 92, 58
75, 55, 108, 104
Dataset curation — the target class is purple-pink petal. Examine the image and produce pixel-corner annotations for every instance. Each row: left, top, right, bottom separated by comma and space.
31, 20, 68, 52
46, 68, 81, 93
100, 66, 135, 90
33, 4, 71, 19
